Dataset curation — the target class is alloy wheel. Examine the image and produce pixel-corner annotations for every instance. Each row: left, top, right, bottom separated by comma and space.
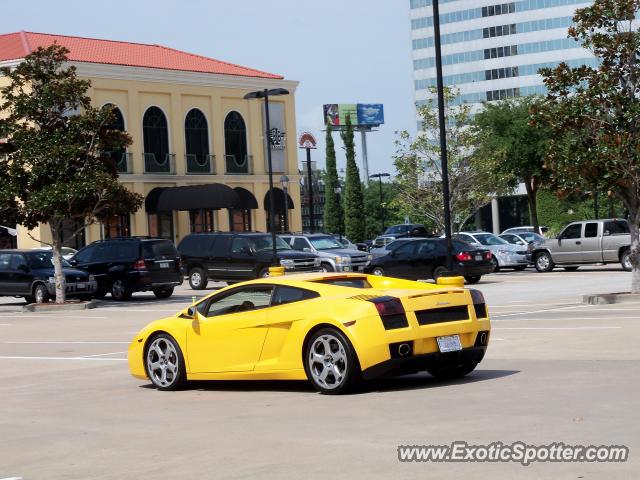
308, 334, 348, 390
372, 267, 384, 276
146, 337, 180, 388
536, 254, 551, 271
190, 271, 201, 288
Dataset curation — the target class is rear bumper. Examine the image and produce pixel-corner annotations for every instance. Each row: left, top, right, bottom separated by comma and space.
127, 272, 183, 292
495, 251, 528, 267
455, 264, 494, 276
362, 346, 487, 380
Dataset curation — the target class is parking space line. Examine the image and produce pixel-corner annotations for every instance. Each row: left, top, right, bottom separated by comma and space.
492, 305, 591, 318
5, 341, 129, 344
80, 351, 126, 358
0, 356, 127, 361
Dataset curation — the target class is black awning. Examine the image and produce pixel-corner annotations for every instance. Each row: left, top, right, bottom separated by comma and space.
264, 187, 294, 213
145, 187, 167, 213
233, 187, 258, 210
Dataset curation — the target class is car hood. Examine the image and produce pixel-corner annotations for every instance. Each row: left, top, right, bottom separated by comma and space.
315, 248, 367, 257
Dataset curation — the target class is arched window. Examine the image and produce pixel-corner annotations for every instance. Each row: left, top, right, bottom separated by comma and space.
185, 109, 211, 173
224, 111, 248, 174
103, 104, 128, 173
143, 107, 171, 173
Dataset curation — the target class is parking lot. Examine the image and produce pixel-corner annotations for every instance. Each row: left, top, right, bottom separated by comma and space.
1, 267, 638, 479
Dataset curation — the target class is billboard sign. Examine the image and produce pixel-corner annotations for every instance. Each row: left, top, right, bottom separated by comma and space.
323, 103, 384, 127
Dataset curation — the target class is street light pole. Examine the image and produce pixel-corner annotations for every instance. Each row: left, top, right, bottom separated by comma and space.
280, 175, 290, 233
335, 186, 343, 242
432, 0, 454, 272
244, 88, 289, 268
369, 173, 390, 233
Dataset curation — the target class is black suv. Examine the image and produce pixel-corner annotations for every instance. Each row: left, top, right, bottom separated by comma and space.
0, 249, 97, 303
178, 232, 321, 289
372, 224, 430, 248
70, 238, 182, 300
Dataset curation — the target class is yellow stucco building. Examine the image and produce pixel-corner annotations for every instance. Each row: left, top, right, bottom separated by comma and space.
0, 31, 301, 249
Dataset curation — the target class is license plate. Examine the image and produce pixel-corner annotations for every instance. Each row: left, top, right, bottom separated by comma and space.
475, 254, 482, 261
159, 262, 170, 269
437, 335, 462, 353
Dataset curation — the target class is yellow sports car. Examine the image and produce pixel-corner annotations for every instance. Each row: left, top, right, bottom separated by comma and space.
128, 273, 491, 394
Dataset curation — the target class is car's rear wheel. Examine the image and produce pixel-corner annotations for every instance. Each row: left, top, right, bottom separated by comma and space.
621, 249, 632, 272
33, 283, 50, 304
464, 275, 481, 284
188, 267, 208, 290
145, 334, 186, 391
371, 267, 385, 276
111, 279, 132, 301
534, 252, 554, 272
432, 265, 447, 280
153, 287, 174, 299
490, 257, 500, 272
427, 362, 478, 380
563, 266, 579, 272
304, 328, 360, 395
259, 267, 271, 278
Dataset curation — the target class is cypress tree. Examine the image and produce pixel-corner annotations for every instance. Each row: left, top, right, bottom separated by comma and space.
323, 123, 343, 234
341, 115, 366, 242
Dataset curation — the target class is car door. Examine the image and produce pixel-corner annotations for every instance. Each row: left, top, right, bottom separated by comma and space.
384, 241, 418, 279
9, 253, 33, 295
580, 222, 602, 262
227, 236, 258, 279
552, 223, 583, 263
602, 220, 630, 262
412, 240, 438, 280
186, 285, 273, 373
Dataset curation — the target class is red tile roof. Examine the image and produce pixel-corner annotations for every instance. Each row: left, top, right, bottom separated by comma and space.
0, 31, 283, 79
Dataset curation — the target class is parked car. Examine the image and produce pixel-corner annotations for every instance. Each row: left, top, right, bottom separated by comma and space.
34, 246, 78, 260
70, 237, 182, 300
372, 223, 430, 248
454, 232, 528, 271
365, 238, 494, 284
178, 232, 321, 289
369, 238, 414, 258
499, 232, 546, 263
0, 249, 97, 303
281, 233, 371, 272
502, 225, 549, 236
330, 234, 368, 252
531, 219, 631, 272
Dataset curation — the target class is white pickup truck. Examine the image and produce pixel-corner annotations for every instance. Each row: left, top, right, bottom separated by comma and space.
532, 219, 631, 272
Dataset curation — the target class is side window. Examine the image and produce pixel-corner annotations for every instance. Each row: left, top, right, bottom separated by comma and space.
394, 242, 417, 257
561, 224, 582, 239
91, 243, 111, 263
272, 285, 319, 306
501, 235, 516, 243
292, 238, 310, 251
417, 241, 436, 257
0, 253, 11, 269
584, 223, 599, 238
9, 254, 27, 270
231, 237, 251, 254
204, 287, 273, 317
603, 220, 630, 235
112, 241, 139, 261
73, 246, 94, 263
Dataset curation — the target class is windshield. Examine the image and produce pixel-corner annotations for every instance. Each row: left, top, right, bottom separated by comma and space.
26, 252, 71, 269
473, 233, 509, 246
310, 236, 343, 250
519, 232, 545, 243
249, 235, 291, 252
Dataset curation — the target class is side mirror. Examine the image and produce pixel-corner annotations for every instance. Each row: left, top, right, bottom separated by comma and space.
68, 258, 79, 266
303, 247, 311, 252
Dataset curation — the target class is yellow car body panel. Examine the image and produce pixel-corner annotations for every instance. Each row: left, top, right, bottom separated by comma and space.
128, 273, 491, 383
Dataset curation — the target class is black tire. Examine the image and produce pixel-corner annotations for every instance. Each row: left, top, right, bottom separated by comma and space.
464, 275, 481, 284
490, 257, 500, 272
144, 333, 187, 391
110, 279, 132, 301
371, 266, 385, 276
304, 328, 361, 395
33, 283, 50, 304
432, 265, 447, 280
621, 249, 632, 272
258, 267, 271, 278
427, 362, 478, 380
534, 251, 555, 272
320, 263, 334, 273
188, 267, 208, 290
153, 287, 174, 299
513, 265, 527, 271
563, 266, 579, 272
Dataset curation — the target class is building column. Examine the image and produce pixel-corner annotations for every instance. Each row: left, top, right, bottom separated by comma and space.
491, 197, 500, 234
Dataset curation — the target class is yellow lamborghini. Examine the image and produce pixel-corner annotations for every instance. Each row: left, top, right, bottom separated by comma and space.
128, 273, 491, 394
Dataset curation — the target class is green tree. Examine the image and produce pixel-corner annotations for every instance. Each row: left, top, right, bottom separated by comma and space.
533, 0, 640, 292
392, 87, 511, 233
473, 97, 551, 231
363, 180, 403, 239
341, 115, 366, 242
322, 123, 343, 235
0, 45, 143, 303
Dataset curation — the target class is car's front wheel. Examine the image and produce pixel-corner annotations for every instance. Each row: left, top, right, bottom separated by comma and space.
427, 362, 478, 380
188, 267, 208, 290
464, 275, 481, 284
33, 283, 50, 304
145, 334, 186, 391
304, 328, 360, 395
534, 252, 554, 272
153, 287, 174, 299
111, 279, 132, 301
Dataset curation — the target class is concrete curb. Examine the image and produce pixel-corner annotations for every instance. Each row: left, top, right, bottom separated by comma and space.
23, 300, 99, 312
583, 293, 640, 305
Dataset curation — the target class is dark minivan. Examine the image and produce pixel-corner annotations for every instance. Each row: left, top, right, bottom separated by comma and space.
365, 238, 494, 284
178, 232, 321, 289
70, 238, 182, 300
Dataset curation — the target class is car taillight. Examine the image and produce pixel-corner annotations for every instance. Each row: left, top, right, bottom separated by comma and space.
485, 251, 493, 260
368, 296, 408, 330
469, 289, 487, 318
133, 259, 147, 271
456, 252, 472, 261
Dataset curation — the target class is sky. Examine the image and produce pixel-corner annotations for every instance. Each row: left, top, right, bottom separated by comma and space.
0, 0, 416, 179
